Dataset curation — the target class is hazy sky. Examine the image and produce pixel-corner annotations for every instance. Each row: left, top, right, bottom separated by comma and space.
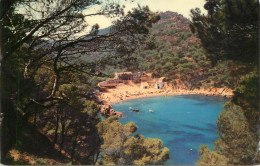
85, 0, 207, 29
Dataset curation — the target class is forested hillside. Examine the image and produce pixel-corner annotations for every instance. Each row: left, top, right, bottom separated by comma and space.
1, 0, 169, 164
107, 11, 252, 93
109, 11, 252, 90
136, 11, 214, 89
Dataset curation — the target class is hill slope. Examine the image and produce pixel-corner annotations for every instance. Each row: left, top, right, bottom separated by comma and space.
126, 11, 240, 90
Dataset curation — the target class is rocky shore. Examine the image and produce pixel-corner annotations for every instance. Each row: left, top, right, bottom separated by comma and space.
100, 104, 123, 117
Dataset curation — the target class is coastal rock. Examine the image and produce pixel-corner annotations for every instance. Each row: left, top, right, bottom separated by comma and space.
100, 104, 123, 117
114, 112, 123, 117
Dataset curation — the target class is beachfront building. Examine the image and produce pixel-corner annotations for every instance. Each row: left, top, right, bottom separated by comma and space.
98, 82, 117, 88
132, 71, 147, 83
146, 72, 153, 77
155, 82, 164, 89
140, 73, 149, 82
98, 71, 159, 89
141, 82, 150, 89
154, 77, 166, 89
98, 79, 118, 88
133, 71, 146, 79
114, 72, 133, 80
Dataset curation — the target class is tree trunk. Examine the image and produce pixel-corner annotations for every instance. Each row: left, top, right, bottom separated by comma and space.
71, 124, 79, 162
59, 115, 65, 152
93, 136, 101, 165
53, 108, 59, 147
33, 107, 37, 127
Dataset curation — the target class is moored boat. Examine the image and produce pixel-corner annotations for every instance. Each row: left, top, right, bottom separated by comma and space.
129, 107, 139, 112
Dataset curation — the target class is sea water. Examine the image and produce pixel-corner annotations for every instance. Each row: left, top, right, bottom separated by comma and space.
112, 95, 228, 165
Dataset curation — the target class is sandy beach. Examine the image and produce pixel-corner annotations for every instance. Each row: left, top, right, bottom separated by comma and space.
97, 82, 233, 104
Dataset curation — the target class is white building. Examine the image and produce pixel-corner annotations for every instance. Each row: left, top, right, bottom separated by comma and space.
141, 82, 150, 89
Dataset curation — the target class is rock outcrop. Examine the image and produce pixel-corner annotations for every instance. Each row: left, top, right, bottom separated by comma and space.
192, 88, 233, 98
100, 104, 123, 117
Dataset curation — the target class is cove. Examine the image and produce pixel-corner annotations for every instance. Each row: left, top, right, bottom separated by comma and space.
112, 95, 228, 165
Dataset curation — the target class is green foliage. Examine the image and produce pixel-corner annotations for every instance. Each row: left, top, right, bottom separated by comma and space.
197, 145, 228, 165
34, 158, 49, 165
138, 39, 237, 89
198, 102, 259, 165
190, 0, 259, 64
106, 11, 243, 89
97, 116, 169, 165
232, 72, 259, 130
216, 102, 259, 164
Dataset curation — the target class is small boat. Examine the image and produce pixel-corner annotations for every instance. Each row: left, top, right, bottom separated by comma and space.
149, 109, 154, 113
129, 107, 139, 112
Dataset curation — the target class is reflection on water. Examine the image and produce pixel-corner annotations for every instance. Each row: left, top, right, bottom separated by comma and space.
112, 95, 228, 165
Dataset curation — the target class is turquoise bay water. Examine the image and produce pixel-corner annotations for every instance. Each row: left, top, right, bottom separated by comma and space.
112, 95, 228, 165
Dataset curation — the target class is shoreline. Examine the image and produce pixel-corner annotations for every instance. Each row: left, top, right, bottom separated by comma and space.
97, 84, 233, 117
97, 88, 233, 105
109, 92, 230, 105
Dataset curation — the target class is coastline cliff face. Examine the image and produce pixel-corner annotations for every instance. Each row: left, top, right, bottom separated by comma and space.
168, 80, 233, 97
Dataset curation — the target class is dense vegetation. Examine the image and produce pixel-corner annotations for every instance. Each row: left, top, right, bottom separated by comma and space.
97, 116, 169, 165
1, 0, 170, 164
